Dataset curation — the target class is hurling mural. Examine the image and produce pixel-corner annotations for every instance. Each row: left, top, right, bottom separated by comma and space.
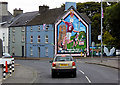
56, 9, 87, 54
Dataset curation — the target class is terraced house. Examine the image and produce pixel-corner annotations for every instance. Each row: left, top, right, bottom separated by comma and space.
9, 2, 91, 57
9, 10, 38, 57
26, 2, 91, 57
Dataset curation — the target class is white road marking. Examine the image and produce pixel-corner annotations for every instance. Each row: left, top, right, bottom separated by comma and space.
85, 76, 91, 83
79, 70, 85, 74
78, 70, 92, 83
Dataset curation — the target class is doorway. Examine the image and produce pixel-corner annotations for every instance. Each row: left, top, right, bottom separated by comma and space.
22, 46, 24, 57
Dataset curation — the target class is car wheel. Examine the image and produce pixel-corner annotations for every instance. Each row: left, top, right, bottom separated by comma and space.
51, 71, 56, 78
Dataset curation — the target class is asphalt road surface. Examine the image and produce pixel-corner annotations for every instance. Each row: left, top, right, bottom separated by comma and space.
15, 59, 119, 84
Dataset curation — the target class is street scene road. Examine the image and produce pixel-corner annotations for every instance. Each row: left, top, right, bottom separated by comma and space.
2, 57, 119, 84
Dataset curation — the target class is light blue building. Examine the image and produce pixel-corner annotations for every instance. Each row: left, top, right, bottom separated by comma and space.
26, 24, 54, 57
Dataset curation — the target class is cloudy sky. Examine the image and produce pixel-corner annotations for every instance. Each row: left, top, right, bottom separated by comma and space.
1, 0, 100, 14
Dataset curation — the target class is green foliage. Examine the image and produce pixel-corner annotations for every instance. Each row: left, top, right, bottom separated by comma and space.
67, 31, 86, 50
91, 13, 101, 43
104, 2, 120, 48
103, 31, 116, 45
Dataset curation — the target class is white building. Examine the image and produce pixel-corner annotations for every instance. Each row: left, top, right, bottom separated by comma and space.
0, 2, 13, 53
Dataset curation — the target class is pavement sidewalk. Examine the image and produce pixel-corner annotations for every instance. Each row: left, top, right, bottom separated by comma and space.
85, 57, 120, 69
2, 64, 37, 83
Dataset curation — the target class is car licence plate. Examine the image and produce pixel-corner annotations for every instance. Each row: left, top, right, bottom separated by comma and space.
60, 64, 68, 66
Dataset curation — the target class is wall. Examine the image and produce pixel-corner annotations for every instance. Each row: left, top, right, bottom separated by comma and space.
26, 24, 54, 58
9, 26, 25, 57
55, 8, 90, 56
0, 27, 8, 53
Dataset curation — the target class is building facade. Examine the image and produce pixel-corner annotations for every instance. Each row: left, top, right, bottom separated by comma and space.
26, 24, 54, 57
0, 2, 13, 53
8, 2, 91, 57
9, 26, 25, 56
9, 11, 38, 57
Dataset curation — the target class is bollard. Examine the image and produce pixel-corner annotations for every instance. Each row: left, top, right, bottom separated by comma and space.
0, 64, 2, 82
5, 61, 8, 73
12, 59, 14, 72
9, 64, 12, 76
3, 64, 6, 80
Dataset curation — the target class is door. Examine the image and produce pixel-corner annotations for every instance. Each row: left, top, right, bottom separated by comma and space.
22, 46, 24, 57
38, 47, 40, 57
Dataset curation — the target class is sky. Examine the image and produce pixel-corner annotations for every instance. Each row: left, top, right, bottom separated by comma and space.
0, 0, 101, 14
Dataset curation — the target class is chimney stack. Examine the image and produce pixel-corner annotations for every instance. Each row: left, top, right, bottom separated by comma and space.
0, 2, 8, 16
65, 2, 76, 11
13, 8, 23, 17
39, 5, 49, 13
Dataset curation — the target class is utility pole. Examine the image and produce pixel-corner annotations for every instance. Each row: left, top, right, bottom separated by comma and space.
101, 0, 103, 62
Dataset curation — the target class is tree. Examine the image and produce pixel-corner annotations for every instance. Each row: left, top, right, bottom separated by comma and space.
103, 31, 116, 45
104, 2, 120, 48
91, 13, 101, 43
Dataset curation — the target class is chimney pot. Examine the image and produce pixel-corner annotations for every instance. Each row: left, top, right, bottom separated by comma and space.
13, 8, 23, 17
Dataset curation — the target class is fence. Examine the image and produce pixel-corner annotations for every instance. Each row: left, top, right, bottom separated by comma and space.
0, 58, 14, 81
90, 46, 117, 56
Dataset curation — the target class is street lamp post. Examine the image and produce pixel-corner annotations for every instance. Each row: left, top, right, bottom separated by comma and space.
101, 0, 103, 62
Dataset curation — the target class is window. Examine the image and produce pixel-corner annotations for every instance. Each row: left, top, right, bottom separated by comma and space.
21, 34, 25, 42
45, 35, 48, 43
45, 47, 48, 56
38, 26, 40, 31
37, 35, 40, 43
30, 26, 32, 31
30, 36, 33, 43
12, 34, 15, 43
30, 47, 33, 56
3, 46, 5, 53
3, 33, 5, 42
12, 27, 15, 32
46, 25, 49, 31
12, 47, 15, 55
22, 27, 25, 32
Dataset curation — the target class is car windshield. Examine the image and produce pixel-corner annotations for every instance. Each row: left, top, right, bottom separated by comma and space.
3, 53, 11, 56
55, 56, 72, 61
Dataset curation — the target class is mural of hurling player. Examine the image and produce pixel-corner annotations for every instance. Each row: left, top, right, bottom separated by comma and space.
61, 18, 80, 50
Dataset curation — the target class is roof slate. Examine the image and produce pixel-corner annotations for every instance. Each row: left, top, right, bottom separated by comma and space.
27, 7, 65, 25
10, 11, 38, 27
27, 6, 91, 26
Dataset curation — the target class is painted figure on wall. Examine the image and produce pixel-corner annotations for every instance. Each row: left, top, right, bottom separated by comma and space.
57, 9, 87, 54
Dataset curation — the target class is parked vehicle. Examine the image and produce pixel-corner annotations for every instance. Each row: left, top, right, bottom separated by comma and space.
50, 55, 77, 78
2, 53, 12, 58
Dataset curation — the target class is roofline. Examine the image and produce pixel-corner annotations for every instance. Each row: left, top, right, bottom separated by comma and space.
55, 6, 91, 25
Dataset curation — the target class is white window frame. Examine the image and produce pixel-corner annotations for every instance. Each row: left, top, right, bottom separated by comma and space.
37, 35, 40, 43
21, 34, 25, 42
30, 35, 33, 43
12, 34, 15, 43
12, 27, 15, 33
21, 27, 25, 32
45, 47, 48, 56
3, 33, 5, 42
30, 47, 33, 56
45, 35, 48, 43
30, 26, 33, 31
38, 26, 40, 31
46, 26, 48, 31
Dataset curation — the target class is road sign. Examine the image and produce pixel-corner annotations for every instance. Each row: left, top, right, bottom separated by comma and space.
98, 35, 101, 40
